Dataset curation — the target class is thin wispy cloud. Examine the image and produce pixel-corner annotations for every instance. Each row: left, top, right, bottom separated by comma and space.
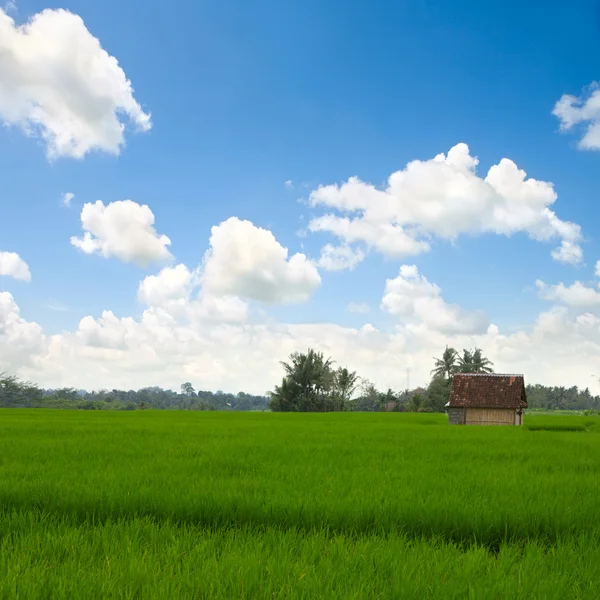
46, 299, 70, 312
347, 301, 370, 314
62, 192, 75, 207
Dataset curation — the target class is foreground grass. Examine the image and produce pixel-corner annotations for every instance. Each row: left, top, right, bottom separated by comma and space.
3, 511, 600, 599
1, 410, 600, 598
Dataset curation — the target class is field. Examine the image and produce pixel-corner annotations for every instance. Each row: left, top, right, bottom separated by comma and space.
2, 411, 600, 599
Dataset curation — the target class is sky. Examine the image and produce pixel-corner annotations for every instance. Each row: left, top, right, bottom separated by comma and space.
1, 0, 600, 395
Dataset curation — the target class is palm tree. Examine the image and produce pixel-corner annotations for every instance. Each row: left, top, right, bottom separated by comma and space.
274, 349, 335, 411
269, 377, 299, 412
457, 349, 474, 373
470, 348, 494, 374
431, 346, 458, 379
378, 388, 397, 412
333, 367, 359, 411
408, 393, 425, 412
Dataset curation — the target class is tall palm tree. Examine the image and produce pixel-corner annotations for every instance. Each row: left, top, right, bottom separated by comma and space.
334, 367, 358, 411
457, 349, 474, 373
431, 346, 458, 379
470, 348, 494, 373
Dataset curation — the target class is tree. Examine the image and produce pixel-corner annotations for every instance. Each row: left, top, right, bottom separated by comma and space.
180, 382, 195, 397
269, 349, 358, 412
457, 349, 474, 373
0, 373, 42, 408
408, 393, 425, 412
553, 386, 567, 410
269, 376, 299, 412
332, 367, 359, 411
431, 346, 458, 379
379, 388, 398, 411
425, 375, 452, 412
351, 379, 381, 412
470, 348, 494, 373
53, 387, 81, 402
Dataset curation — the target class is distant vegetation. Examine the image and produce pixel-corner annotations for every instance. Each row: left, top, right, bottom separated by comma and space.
0, 374, 269, 411
268, 346, 496, 412
2, 344, 599, 412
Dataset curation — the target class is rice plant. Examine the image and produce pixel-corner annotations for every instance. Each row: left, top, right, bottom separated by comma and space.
1, 410, 599, 598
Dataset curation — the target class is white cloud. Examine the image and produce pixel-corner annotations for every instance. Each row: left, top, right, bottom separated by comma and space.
137, 263, 248, 324
0, 7, 150, 159
0, 251, 31, 281
7, 286, 600, 398
6, 261, 600, 396
551, 240, 583, 266
308, 143, 583, 264
8, 294, 409, 394
191, 294, 249, 324
595, 260, 600, 278
138, 264, 194, 316
489, 307, 600, 377
553, 82, 600, 150
285, 180, 293, 189
62, 192, 74, 207
136, 217, 322, 331
316, 243, 365, 271
347, 301, 370, 314
70, 200, 172, 267
4, 1, 16, 14
0, 292, 44, 371
536, 280, 600, 309
381, 264, 489, 335
202, 217, 321, 303
46, 300, 69, 312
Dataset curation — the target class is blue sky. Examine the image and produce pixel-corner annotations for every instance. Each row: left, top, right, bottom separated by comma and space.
1, 0, 600, 393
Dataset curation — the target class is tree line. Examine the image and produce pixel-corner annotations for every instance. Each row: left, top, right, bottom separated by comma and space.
268, 346, 600, 412
0, 374, 269, 411
2, 347, 599, 412
268, 346, 496, 412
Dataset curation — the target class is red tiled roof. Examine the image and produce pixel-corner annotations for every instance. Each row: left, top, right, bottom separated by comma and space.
448, 373, 527, 409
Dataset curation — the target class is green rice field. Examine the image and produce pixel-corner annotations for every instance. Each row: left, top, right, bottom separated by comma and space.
1, 410, 600, 599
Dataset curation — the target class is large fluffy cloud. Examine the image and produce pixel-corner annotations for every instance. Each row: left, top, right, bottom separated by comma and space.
6, 278, 600, 396
0, 292, 44, 371
71, 200, 172, 267
0, 7, 150, 159
137, 264, 248, 324
202, 217, 321, 303
553, 82, 600, 150
138, 264, 195, 317
0, 251, 31, 281
4, 211, 600, 395
382, 265, 489, 335
133, 216, 320, 322
308, 143, 583, 265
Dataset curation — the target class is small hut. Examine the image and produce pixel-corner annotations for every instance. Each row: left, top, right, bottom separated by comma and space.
446, 373, 527, 426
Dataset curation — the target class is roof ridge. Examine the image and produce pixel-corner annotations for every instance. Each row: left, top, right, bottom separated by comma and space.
454, 373, 524, 377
